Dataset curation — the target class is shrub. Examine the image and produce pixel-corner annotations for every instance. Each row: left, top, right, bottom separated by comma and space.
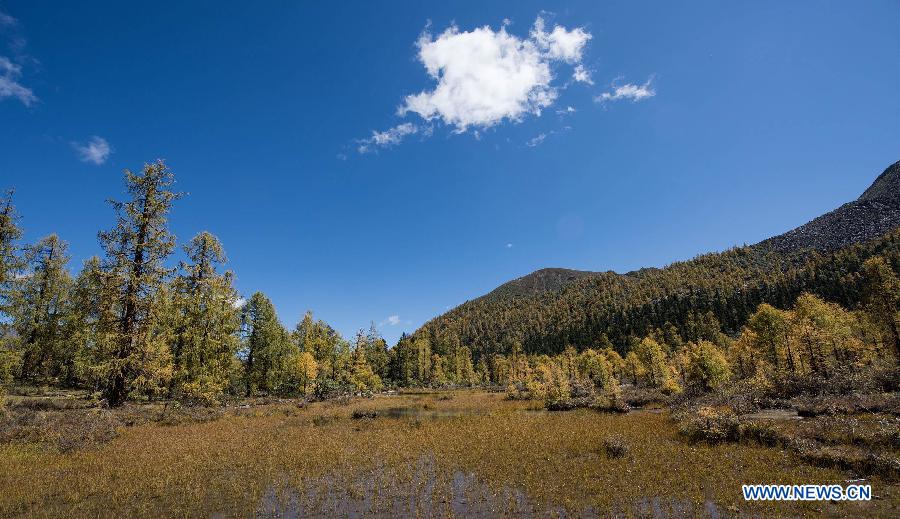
602, 435, 629, 458
679, 406, 740, 443
350, 408, 377, 420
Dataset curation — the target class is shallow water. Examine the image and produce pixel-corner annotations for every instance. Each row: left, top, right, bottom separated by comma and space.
742, 409, 802, 421
378, 406, 488, 419
254, 454, 725, 518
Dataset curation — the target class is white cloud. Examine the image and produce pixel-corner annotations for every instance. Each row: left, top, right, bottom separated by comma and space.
232, 297, 247, 309
595, 77, 656, 104
396, 16, 591, 132
0, 56, 20, 75
530, 17, 591, 63
0, 55, 36, 106
358, 122, 419, 153
0, 11, 15, 27
556, 105, 576, 115
526, 133, 547, 147
525, 125, 571, 147
378, 315, 401, 327
74, 136, 113, 165
572, 64, 593, 84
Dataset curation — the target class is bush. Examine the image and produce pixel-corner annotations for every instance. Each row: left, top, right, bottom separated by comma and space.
602, 435, 629, 458
350, 408, 377, 420
679, 406, 740, 443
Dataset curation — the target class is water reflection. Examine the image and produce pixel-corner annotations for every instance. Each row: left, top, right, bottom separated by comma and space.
254, 454, 724, 518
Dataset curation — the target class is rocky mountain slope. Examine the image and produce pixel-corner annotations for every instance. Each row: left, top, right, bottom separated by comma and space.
415, 161, 900, 355
477, 160, 900, 302
756, 160, 900, 253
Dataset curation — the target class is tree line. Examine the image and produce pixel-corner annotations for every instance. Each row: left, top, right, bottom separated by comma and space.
498, 287, 897, 410
1, 160, 897, 407
0, 161, 393, 406
415, 226, 900, 361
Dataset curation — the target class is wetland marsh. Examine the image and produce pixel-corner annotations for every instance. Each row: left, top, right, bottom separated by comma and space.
1, 391, 895, 517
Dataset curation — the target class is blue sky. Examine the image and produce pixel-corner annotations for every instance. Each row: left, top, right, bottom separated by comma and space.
2, 1, 899, 344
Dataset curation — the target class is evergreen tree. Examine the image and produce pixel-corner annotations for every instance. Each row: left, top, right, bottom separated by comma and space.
97, 160, 181, 406
414, 335, 432, 384
65, 256, 109, 388
453, 346, 476, 385
347, 348, 382, 392
862, 256, 900, 358
294, 310, 344, 383
430, 353, 448, 386
576, 348, 616, 392
363, 322, 390, 381
241, 291, 292, 395
12, 235, 73, 382
171, 232, 241, 401
289, 350, 318, 395
0, 189, 23, 323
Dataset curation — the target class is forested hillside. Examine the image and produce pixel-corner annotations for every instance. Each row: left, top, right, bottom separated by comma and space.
414, 161, 900, 357
1, 159, 898, 405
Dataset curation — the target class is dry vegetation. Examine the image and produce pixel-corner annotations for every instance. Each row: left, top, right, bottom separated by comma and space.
1, 390, 897, 517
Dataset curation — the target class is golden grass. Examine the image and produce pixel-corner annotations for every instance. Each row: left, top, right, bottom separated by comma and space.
1, 390, 896, 517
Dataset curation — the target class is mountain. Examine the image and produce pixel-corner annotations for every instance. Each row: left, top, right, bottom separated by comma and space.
757, 160, 900, 253
414, 161, 900, 357
480, 268, 601, 300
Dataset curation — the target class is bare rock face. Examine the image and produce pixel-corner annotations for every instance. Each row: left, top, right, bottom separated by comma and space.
859, 160, 900, 202
756, 160, 900, 254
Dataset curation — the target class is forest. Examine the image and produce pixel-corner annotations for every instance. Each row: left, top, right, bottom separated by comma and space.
0, 160, 897, 414
416, 229, 900, 358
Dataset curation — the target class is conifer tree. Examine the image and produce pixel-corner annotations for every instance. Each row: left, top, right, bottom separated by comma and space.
0, 189, 23, 323
294, 310, 344, 383
65, 256, 109, 388
363, 322, 390, 381
623, 351, 644, 385
241, 291, 292, 395
347, 348, 382, 392
862, 256, 900, 358
413, 335, 432, 384
475, 356, 490, 384
576, 348, 616, 392
12, 235, 73, 382
290, 350, 318, 395
490, 353, 510, 385
97, 160, 181, 406
171, 232, 241, 401
430, 353, 448, 386
454, 346, 476, 385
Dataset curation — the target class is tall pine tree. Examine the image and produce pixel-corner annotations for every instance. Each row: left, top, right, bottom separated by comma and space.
0, 189, 23, 324
98, 160, 181, 406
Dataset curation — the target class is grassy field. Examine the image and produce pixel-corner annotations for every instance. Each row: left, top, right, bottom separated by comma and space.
0, 390, 896, 517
